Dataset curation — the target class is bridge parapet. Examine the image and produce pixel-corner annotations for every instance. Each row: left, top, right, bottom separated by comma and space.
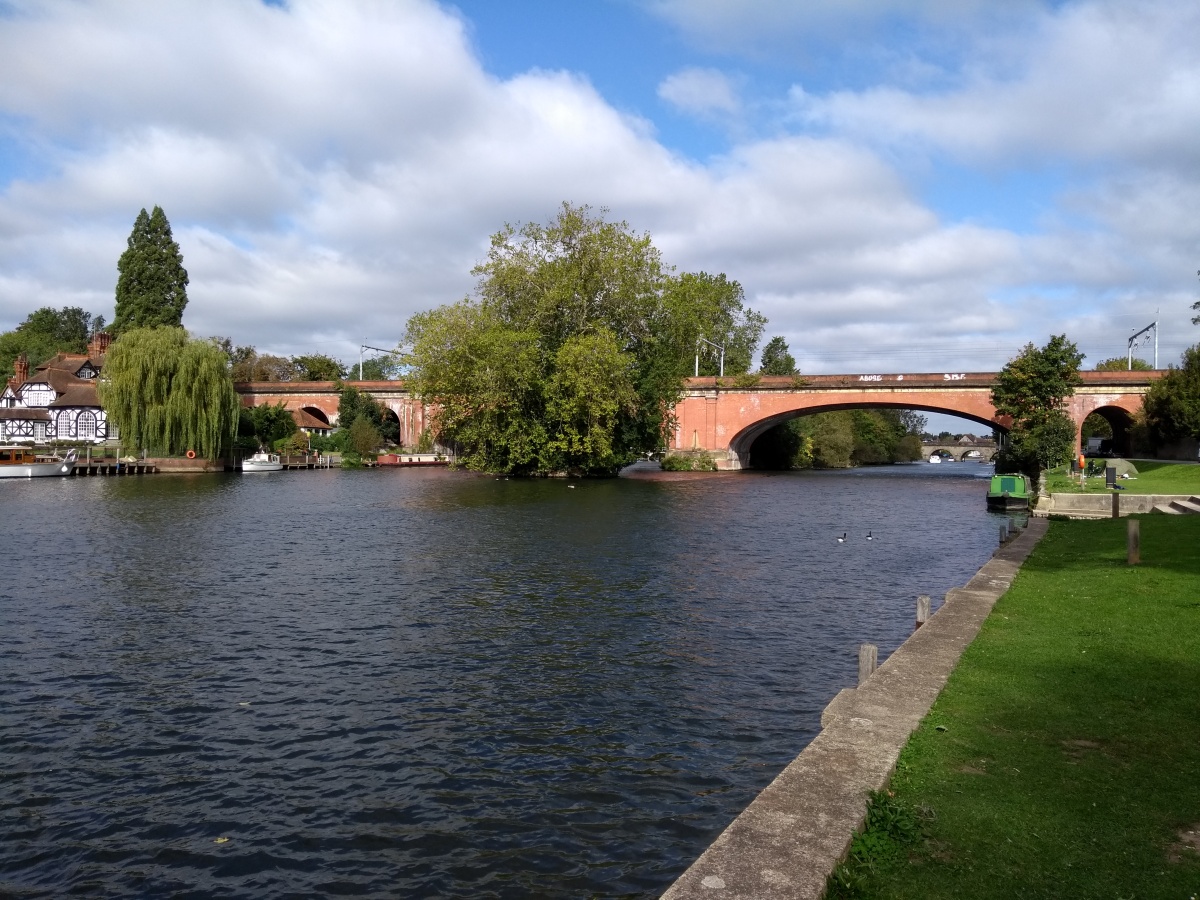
684, 370, 1160, 393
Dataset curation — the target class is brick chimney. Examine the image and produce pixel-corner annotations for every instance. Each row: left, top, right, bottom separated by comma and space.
88, 331, 112, 358
13, 352, 28, 385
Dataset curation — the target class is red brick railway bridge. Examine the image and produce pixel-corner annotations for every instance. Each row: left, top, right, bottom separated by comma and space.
235, 381, 433, 447
671, 370, 1157, 469
237, 370, 1158, 470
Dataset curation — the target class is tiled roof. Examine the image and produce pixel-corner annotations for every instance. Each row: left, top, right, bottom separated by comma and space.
292, 408, 332, 430
37, 352, 103, 378
0, 408, 51, 421
48, 383, 100, 408
18, 367, 81, 394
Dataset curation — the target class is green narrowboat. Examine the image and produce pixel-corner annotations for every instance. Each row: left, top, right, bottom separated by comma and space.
986, 473, 1032, 510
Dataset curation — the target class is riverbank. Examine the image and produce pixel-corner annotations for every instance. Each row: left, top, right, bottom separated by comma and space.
1044, 458, 1200, 494
827, 516, 1200, 898
662, 510, 1047, 899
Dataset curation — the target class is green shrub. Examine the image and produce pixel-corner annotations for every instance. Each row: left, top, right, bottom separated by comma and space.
660, 452, 718, 471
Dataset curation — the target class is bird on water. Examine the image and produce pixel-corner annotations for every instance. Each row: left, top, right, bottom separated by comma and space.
837, 533, 846, 543
867, 531, 873, 540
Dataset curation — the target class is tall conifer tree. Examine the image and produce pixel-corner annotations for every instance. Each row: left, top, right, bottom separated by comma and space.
112, 206, 189, 334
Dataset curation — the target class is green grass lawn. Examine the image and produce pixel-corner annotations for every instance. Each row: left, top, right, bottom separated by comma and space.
1045, 459, 1200, 495
828, 516, 1200, 899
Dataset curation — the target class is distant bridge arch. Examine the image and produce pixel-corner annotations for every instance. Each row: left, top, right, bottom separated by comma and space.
236, 381, 432, 448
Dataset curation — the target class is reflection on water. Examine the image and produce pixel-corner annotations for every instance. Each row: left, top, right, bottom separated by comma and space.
2, 462, 1001, 897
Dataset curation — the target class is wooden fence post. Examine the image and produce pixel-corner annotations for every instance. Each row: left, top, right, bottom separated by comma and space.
1127, 518, 1140, 565
858, 644, 878, 686
916, 595, 931, 629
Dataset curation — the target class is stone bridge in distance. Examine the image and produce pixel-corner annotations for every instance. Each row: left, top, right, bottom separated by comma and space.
237, 370, 1157, 470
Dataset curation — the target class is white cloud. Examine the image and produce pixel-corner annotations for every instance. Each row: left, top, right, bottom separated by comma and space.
0, 0, 1195, 376
658, 67, 741, 117
795, 1, 1200, 170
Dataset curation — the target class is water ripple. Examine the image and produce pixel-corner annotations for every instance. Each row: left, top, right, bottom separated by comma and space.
1, 463, 1006, 897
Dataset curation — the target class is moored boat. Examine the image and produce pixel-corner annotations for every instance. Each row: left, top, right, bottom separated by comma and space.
0, 446, 77, 478
376, 453, 449, 467
986, 473, 1032, 510
242, 450, 283, 472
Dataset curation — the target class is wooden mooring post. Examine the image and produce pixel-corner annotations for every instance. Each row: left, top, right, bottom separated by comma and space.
858, 643, 878, 686
1127, 518, 1140, 565
916, 595, 931, 629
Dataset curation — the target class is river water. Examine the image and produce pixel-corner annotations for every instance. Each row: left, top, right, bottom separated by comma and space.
2, 462, 1007, 898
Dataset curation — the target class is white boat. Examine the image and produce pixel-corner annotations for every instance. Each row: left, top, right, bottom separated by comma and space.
928, 454, 942, 464
0, 446, 77, 478
242, 451, 283, 472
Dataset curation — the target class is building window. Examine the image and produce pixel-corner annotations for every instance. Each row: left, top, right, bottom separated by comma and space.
77, 411, 96, 440
33, 421, 47, 442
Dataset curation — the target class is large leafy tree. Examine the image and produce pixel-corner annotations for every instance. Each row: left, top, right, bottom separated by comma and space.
759, 336, 797, 376
112, 206, 189, 334
991, 334, 1084, 477
293, 353, 347, 381
1140, 344, 1200, 450
0, 306, 104, 377
664, 272, 765, 376
239, 402, 298, 448
98, 326, 239, 460
403, 204, 765, 475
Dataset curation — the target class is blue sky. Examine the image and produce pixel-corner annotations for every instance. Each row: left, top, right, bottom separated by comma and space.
0, 0, 1197, 429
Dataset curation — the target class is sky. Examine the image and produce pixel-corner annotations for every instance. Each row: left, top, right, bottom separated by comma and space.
1, 0, 1197, 407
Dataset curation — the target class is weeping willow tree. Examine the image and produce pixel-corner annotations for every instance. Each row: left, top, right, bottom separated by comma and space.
98, 327, 239, 460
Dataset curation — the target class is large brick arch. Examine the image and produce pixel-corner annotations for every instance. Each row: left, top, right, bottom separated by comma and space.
672, 371, 1157, 470
726, 400, 1004, 461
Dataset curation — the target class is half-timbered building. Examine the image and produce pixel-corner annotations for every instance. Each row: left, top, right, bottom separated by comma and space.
1, 333, 115, 444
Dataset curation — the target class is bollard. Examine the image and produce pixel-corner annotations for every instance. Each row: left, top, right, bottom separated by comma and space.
999, 522, 1009, 545
916, 595, 931, 629
1127, 518, 1140, 565
858, 643, 878, 686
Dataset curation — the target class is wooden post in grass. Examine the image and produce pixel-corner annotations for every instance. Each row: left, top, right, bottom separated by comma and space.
916, 595, 931, 629
858, 643, 878, 685
1127, 518, 1140, 565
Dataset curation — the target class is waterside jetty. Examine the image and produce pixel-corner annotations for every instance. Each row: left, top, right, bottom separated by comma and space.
662, 517, 1048, 899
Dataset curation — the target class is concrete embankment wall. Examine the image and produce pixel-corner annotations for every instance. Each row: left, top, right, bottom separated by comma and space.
1036, 493, 1197, 518
661, 518, 1048, 900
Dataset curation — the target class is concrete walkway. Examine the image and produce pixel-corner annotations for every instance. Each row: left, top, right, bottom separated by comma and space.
661, 517, 1049, 900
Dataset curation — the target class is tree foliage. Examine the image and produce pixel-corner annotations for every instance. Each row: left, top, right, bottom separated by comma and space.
665, 272, 765, 377
1095, 356, 1152, 371
759, 335, 798, 376
403, 203, 765, 475
113, 207, 189, 334
1140, 344, 1200, 449
992, 335, 1083, 477
353, 352, 402, 381
347, 416, 384, 457
0, 306, 104, 377
338, 384, 398, 445
293, 353, 347, 381
98, 327, 239, 459
239, 402, 297, 448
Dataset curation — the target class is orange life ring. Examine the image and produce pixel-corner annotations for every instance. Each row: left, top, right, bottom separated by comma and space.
186, 449, 196, 459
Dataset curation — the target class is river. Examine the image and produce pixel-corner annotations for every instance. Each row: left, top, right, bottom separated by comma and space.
1, 462, 1008, 898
